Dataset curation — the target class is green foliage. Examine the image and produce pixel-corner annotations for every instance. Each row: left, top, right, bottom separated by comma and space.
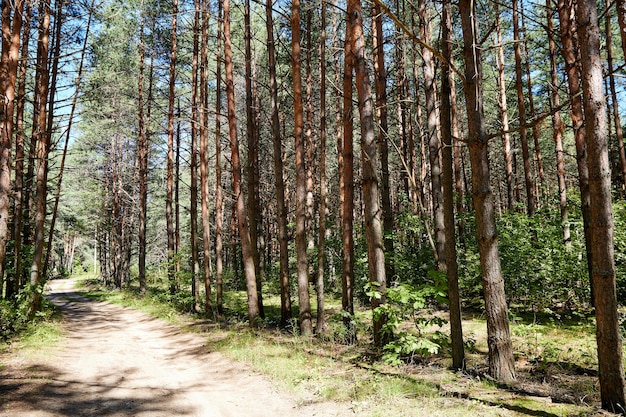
1, 287, 56, 342
367, 273, 448, 366
457, 196, 592, 311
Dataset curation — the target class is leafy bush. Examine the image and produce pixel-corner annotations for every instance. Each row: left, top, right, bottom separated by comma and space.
368, 271, 448, 365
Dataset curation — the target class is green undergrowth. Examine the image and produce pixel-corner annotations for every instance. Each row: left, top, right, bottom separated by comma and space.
0, 299, 63, 360
77, 276, 604, 416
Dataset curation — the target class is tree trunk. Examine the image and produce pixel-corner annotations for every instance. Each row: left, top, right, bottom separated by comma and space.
214, 0, 224, 315
200, 0, 213, 315
557, 0, 593, 304
1, 0, 25, 298
575, 0, 626, 410
605, 7, 626, 191
266, 0, 291, 326
316, 0, 327, 333
189, 0, 200, 308
494, 7, 514, 212
459, 0, 515, 382
291, 0, 312, 336
29, 0, 51, 317
418, 0, 445, 270
341, 15, 356, 342
244, 0, 264, 318
166, 0, 178, 295
137, 5, 148, 294
513, 0, 535, 216
223, 0, 260, 325
371, 0, 394, 286
547, 1, 569, 244
11, 1, 31, 296
440, 0, 464, 370
348, 0, 387, 347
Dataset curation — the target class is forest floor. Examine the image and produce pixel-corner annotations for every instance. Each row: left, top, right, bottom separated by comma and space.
0, 277, 619, 416
0, 278, 354, 417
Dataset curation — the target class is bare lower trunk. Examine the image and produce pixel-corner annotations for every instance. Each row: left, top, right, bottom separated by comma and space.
440, 0, 464, 370
166, 0, 179, 295
372, 1, 394, 285
266, 0, 291, 326
576, 0, 626, 411
224, 0, 259, 325
291, 0, 312, 335
460, 0, 515, 382
316, 0, 328, 333
29, 0, 51, 317
341, 18, 356, 342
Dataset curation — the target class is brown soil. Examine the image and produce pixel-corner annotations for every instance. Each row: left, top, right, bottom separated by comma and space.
0, 278, 354, 417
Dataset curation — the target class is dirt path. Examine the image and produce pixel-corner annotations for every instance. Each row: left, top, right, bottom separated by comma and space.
0, 278, 353, 417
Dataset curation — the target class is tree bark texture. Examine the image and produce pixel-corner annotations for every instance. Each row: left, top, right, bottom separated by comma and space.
575, 0, 626, 410
459, 0, 515, 382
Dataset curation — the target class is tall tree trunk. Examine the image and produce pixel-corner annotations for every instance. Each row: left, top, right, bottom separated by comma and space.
605, 7, 626, 190
266, 0, 291, 326
305, 9, 315, 256
244, 0, 264, 318
494, 8, 514, 211
41, 0, 64, 280
175, 105, 181, 285
371, 0, 394, 286
348, 0, 387, 347
513, 0, 535, 216
1, 0, 25, 298
29, 0, 51, 317
166, 0, 179, 295
557, 0, 593, 303
523, 4, 545, 193
199, 0, 213, 315
12, 1, 31, 295
291, 0, 312, 336
137, 5, 148, 294
575, 0, 626, 410
459, 0, 515, 382
223, 0, 260, 325
189, 0, 200, 308
547, 1, 569, 244
214, 0, 224, 315
418, 0, 445, 269
316, 0, 327, 333
440, 0, 464, 370
341, 15, 356, 342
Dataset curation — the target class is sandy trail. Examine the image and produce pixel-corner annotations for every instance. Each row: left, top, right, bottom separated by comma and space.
0, 278, 353, 417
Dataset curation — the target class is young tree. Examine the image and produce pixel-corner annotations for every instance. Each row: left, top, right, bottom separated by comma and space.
575, 0, 626, 410
459, 0, 515, 381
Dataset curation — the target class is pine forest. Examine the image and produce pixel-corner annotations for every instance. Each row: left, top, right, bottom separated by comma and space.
2, 0, 626, 414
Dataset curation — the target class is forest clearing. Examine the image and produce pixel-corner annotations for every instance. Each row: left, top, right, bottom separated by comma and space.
2, 0, 626, 414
